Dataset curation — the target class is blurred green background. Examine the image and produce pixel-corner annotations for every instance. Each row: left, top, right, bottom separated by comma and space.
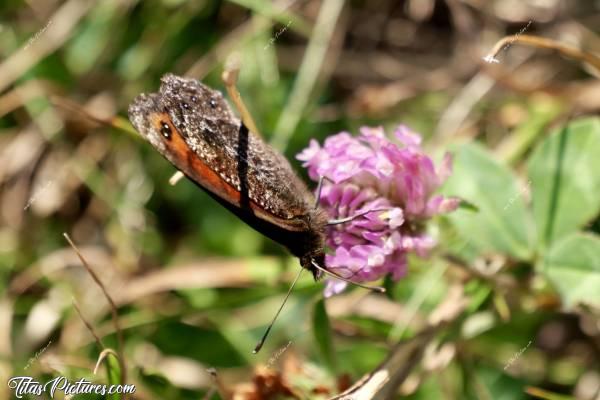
1, 0, 600, 399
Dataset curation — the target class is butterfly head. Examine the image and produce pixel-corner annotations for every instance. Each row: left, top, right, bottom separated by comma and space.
296, 208, 328, 281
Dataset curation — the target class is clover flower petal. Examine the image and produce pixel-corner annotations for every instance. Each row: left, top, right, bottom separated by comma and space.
297, 125, 459, 296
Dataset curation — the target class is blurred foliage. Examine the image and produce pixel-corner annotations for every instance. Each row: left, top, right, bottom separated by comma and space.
1, 0, 600, 399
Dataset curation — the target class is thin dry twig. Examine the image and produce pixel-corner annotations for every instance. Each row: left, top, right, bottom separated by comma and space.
113, 259, 264, 306
201, 368, 227, 400
72, 298, 105, 350
93, 348, 121, 375
222, 53, 263, 138
483, 34, 600, 75
50, 95, 137, 136
170, 55, 263, 186
328, 326, 439, 400
0, 80, 58, 118
326, 275, 467, 399
63, 233, 127, 387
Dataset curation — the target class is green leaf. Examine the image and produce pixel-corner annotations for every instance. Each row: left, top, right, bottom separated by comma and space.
105, 352, 122, 400
527, 117, 600, 248
471, 365, 528, 400
443, 143, 534, 260
383, 273, 396, 300
312, 298, 336, 372
541, 232, 600, 308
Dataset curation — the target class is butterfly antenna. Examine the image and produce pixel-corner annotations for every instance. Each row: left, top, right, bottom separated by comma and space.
311, 260, 386, 293
253, 267, 304, 354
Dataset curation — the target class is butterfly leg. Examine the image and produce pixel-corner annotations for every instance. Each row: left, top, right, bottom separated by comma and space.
313, 175, 325, 210
314, 176, 393, 225
327, 208, 394, 225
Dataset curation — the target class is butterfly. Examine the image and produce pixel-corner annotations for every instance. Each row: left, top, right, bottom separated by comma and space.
128, 74, 384, 351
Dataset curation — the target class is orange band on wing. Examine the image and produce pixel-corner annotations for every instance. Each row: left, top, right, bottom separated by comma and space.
149, 112, 244, 206
148, 112, 307, 232
149, 113, 307, 231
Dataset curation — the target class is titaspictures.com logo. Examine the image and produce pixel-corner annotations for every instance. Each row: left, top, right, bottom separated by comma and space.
8, 376, 136, 398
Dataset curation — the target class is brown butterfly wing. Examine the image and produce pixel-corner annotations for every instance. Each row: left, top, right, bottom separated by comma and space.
128, 74, 318, 234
